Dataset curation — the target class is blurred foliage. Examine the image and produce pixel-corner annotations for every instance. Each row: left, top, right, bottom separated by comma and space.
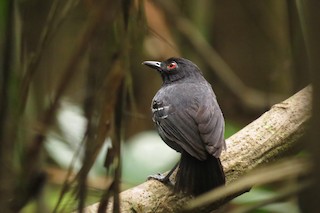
232, 187, 300, 213
0, 0, 316, 212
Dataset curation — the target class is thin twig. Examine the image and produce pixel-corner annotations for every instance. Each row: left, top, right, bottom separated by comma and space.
20, 0, 79, 113
21, 2, 122, 212
52, 134, 87, 213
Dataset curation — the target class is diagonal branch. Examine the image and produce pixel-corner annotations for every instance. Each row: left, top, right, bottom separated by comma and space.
82, 85, 311, 213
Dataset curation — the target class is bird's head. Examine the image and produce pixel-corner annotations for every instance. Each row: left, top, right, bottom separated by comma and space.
142, 57, 203, 84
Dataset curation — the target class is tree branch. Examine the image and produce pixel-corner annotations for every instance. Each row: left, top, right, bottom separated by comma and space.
83, 86, 312, 213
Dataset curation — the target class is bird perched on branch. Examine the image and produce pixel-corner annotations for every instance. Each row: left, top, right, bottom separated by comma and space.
142, 57, 226, 196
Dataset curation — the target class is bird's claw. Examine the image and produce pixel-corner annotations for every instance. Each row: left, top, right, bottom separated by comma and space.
147, 173, 174, 186
147, 173, 166, 181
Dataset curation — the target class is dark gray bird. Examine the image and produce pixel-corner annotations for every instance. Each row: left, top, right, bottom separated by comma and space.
142, 57, 226, 196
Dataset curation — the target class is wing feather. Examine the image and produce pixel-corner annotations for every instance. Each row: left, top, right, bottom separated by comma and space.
196, 102, 226, 158
152, 83, 226, 160
157, 109, 207, 160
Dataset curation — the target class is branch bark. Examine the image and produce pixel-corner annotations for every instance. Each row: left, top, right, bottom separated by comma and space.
83, 86, 312, 213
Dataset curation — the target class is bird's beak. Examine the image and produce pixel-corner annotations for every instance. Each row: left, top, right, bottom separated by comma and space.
142, 61, 162, 70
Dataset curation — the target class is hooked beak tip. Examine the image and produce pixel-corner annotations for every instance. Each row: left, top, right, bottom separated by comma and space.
142, 61, 161, 70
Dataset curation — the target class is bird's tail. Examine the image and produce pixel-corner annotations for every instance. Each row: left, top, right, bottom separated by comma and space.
175, 151, 225, 196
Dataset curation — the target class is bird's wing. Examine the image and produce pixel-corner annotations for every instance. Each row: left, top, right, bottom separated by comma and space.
156, 106, 208, 160
152, 84, 225, 160
195, 101, 226, 158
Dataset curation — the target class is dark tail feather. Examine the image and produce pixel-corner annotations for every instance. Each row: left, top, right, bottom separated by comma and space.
175, 152, 225, 196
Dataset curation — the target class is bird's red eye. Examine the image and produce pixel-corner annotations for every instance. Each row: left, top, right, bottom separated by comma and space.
167, 62, 177, 70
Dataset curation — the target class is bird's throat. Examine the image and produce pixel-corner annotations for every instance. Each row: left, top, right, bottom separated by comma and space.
161, 72, 185, 84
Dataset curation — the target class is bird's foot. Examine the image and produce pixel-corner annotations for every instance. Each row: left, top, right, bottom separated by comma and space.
147, 173, 167, 182
147, 173, 174, 186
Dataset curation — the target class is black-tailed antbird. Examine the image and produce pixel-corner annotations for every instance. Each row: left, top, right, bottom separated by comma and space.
142, 57, 226, 196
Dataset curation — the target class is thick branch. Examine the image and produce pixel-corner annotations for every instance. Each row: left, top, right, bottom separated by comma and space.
84, 86, 312, 213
